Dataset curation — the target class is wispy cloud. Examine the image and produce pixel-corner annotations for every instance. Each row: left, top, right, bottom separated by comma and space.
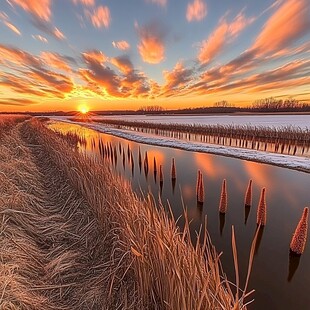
3, 20, 21, 35
72, 0, 95, 7
0, 10, 21, 35
10, 0, 66, 41
186, 0, 207, 22
31, 18, 66, 40
82, 50, 107, 64
145, 0, 167, 8
112, 40, 130, 50
136, 21, 166, 64
0, 98, 38, 106
32, 34, 48, 43
198, 12, 254, 64
10, 0, 51, 21
86, 5, 111, 28
41, 52, 73, 72
0, 44, 74, 98
252, 0, 310, 56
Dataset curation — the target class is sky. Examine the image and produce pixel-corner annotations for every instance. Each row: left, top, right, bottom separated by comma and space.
0, 0, 309, 112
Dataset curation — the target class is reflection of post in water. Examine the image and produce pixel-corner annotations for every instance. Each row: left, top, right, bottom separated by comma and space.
254, 225, 265, 256
122, 151, 125, 170
131, 161, 134, 177
114, 146, 117, 166
153, 157, 157, 183
171, 158, 176, 180
159, 165, 163, 195
144, 151, 149, 178
171, 178, 176, 194
153, 169, 157, 183
153, 157, 157, 172
127, 144, 130, 160
219, 213, 226, 236
244, 206, 251, 225
144, 161, 149, 178
130, 153, 134, 176
138, 147, 142, 173
196, 201, 203, 220
287, 251, 301, 282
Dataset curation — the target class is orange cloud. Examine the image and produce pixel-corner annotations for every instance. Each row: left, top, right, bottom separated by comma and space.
0, 45, 75, 99
41, 52, 72, 72
0, 98, 38, 106
72, 0, 95, 6
87, 5, 111, 28
11, 0, 51, 21
186, 0, 207, 22
229, 12, 255, 37
29, 69, 74, 94
198, 12, 253, 64
3, 21, 21, 35
112, 40, 130, 50
252, 0, 310, 56
198, 22, 228, 64
0, 71, 46, 97
82, 50, 107, 64
32, 34, 48, 43
0, 44, 41, 68
136, 22, 166, 64
111, 56, 133, 74
162, 62, 193, 96
198, 59, 310, 95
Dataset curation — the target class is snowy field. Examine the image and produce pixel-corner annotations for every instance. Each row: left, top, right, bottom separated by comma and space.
52, 119, 310, 173
91, 114, 310, 129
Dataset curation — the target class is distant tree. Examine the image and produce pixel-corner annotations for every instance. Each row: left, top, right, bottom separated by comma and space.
138, 105, 164, 113
213, 100, 234, 108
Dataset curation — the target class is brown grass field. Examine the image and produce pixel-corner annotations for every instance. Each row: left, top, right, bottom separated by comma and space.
0, 115, 256, 309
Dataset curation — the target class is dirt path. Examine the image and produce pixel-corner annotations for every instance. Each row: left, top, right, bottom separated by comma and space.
0, 122, 115, 309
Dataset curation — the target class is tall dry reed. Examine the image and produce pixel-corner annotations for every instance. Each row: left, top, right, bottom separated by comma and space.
25, 119, 255, 309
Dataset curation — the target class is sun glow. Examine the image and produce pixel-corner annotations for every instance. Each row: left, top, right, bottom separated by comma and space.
78, 105, 89, 114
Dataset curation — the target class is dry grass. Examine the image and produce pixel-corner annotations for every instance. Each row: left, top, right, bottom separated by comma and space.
26, 119, 256, 309
0, 118, 126, 309
1, 116, 256, 309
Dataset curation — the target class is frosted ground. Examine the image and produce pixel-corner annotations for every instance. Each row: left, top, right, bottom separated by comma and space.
94, 114, 310, 129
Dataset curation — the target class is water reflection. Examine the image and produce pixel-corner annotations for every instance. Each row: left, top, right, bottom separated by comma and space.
287, 252, 301, 282
48, 121, 310, 310
96, 121, 310, 157
219, 213, 226, 236
254, 226, 265, 256
244, 206, 251, 225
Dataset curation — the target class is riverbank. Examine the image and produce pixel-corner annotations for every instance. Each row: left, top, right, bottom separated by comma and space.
1, 116, 249, 309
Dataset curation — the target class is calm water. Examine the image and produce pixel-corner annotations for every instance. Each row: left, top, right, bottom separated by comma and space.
49, 121, 310, 310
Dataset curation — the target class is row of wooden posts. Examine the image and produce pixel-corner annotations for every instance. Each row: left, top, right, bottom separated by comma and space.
93, 137, 308, 256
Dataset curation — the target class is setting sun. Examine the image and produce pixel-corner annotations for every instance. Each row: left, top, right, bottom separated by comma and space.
78, 105, 89, 114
